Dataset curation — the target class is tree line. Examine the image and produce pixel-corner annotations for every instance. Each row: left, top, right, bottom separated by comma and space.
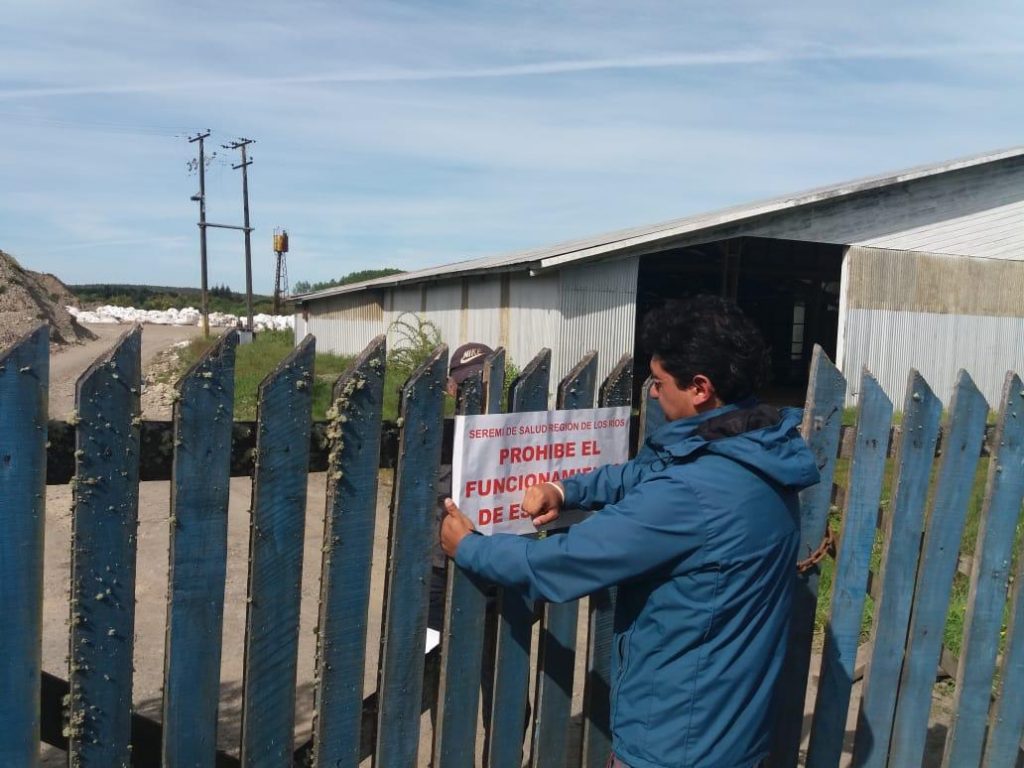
291, 268, 405, 295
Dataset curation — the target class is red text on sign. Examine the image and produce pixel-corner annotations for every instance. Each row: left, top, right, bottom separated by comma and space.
464, 465, 596, 499
499, 441, 575, 465
478, 502, 529, 526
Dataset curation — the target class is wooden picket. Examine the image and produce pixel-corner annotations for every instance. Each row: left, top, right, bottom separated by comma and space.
4, 326, 1024, 768
376, 344, 449, 766
806, 371, 893, 768
985, 467, 1024, 768
433, 347, 505, 767
69, 326, 143, 766
0, 325, 48, 767
489, 347, 551, 768
162, 330, 238, 767
530, 350, 597, 767
888, 371, 989, 767
945, 372, 1024, 768
239, 335, 315, 766
853, 370, 942, 768
310, 335, 387, 768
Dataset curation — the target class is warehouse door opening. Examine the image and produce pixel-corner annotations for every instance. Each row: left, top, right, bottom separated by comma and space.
634, 236, 844, 405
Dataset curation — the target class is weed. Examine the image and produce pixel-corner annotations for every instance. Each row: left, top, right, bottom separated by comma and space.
386, 313, 442, 383
384, 313, 443, 419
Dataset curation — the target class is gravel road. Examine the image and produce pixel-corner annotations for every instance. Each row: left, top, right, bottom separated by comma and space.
47, 323, 203, 420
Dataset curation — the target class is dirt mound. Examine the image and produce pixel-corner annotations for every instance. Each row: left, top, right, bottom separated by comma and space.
30, 270, 79, 307
0, 249, 96, 351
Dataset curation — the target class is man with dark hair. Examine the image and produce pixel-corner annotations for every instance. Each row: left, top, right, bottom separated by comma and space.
441, 295, 819, 768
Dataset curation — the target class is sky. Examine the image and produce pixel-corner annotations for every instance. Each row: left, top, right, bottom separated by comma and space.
2, 1, 1023, 294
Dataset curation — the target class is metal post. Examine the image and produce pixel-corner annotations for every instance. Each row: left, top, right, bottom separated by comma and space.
189, 131, 211, 338
273, 251, 283, 315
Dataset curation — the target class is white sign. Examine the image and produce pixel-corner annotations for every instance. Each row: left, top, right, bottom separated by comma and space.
452, 406, 631, 536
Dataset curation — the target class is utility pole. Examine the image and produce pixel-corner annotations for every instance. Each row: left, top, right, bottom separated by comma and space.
227, 138, 255, 333
188, 131, 211, 338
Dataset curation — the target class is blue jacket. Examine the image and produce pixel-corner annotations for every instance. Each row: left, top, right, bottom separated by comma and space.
456, 402, 819, 768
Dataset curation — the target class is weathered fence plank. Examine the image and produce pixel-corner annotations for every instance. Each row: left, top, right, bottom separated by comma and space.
162, 330, 238, 767
944, 372, 1024, 768
489, 348, 551, 768
769, 345, 846, 768
852, 370, 941, 768
530, 351, 597, 768
434, 348, 505, 767
580, 353, 632, 768
68, 326, 142, 766
376, 345, 448, 766
807, 370, 892, 768
0, 325, 49, 767
983, 404, 1024, 768
484, 347, 508, 415
239, 336, 315, 766
309, 336, 386, 768
888, 370, 989, 767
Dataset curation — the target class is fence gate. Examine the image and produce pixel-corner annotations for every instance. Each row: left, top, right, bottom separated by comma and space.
2, 325, 1024, 767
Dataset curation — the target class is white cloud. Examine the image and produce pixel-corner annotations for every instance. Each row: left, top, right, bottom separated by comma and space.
2, 1, 1023, 290
4, 44, 1023, 101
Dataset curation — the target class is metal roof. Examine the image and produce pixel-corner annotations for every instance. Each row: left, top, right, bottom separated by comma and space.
294, 146, 1024, 302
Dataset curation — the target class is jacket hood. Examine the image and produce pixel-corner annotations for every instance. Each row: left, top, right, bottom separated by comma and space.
646, 401, 820, 490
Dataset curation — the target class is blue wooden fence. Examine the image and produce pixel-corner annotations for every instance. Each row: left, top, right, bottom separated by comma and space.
2, 325, 1024, 767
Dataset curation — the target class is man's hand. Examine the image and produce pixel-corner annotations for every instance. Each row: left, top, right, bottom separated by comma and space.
440, 498, 475, 558
522, 482, 564, 527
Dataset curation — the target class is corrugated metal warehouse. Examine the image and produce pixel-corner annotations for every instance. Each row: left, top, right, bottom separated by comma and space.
293, 147, 1024, 407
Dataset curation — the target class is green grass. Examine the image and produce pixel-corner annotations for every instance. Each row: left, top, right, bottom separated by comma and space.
181, 329, 354, 421
177, 328, 459, 421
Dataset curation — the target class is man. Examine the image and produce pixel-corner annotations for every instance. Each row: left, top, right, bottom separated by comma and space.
441, 295, 819, 768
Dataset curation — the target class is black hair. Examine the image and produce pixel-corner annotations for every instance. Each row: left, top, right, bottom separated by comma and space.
641, 295, 770, 403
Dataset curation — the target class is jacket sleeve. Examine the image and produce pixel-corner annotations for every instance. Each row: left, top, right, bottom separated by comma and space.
455, 473, 704, 604
562, 455, 648, 510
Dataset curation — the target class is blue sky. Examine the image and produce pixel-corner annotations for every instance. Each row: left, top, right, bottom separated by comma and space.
3, 1, 1023, 294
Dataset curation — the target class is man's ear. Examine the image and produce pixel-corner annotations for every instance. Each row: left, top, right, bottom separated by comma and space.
690, 374, 718, 406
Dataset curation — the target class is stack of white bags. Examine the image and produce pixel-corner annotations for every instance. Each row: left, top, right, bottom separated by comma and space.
67, 306, 292, 332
